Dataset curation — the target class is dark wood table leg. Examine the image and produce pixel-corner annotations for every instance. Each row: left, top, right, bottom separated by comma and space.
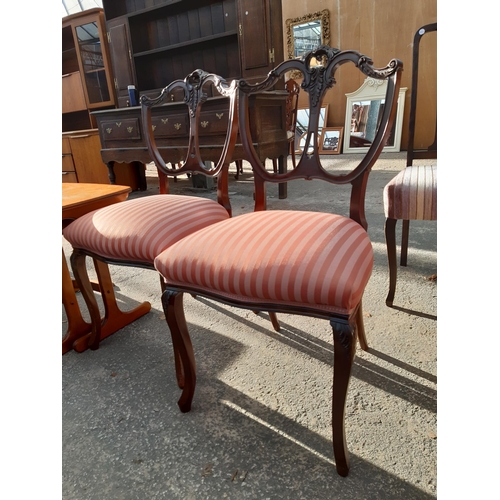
136, 161, 148, 191
278, 154, 287, 199
107, 161, 116, 185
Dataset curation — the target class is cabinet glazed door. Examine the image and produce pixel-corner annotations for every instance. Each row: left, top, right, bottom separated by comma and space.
237, 0, 283, 81
107, 18, 136, 108
73, 11, 116, 109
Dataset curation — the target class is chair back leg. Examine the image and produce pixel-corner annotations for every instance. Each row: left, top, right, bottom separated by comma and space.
384, 218, 398, 306
401, 219, 410, 266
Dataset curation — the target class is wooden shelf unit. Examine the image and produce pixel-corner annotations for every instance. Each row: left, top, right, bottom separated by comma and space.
102, 0, 284, 108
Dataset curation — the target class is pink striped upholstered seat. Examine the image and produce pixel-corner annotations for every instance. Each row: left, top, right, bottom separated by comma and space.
63, 194, 230, 265
155, 210, 374, 315
383, 165, 437, 221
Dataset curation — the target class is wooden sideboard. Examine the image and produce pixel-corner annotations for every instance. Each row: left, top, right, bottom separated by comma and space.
91, 91, 289, 195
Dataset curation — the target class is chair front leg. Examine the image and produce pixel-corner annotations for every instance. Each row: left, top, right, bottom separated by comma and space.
330, 317, 357, 477
162, 289, 196, 413
384, 217, 398, 307
70, 249, 103, 350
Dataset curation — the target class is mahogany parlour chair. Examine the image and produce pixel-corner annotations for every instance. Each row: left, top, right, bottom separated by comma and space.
62, 70, 240, 352
235, 78, 300, 178
153, 46, 403, 476
383, 23, 437, 307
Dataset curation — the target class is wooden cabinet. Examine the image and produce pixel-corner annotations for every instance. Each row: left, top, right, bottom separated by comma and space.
62, 8, 117, 132
101, 0, 284, 107
62, 137, 78, 183
62, 130, 144, 190
62, 8, 143, 190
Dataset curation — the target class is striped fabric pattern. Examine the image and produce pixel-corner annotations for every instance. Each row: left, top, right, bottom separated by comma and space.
155, 210, 374, 315
63, 195, 230, 265
383, 165, 437, 220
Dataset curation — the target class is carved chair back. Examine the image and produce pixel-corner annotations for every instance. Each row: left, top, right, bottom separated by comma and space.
141, 70, 239, 215
238, 46, 403, 229
406, 22, 437, 166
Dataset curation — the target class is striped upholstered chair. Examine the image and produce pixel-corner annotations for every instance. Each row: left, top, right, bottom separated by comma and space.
383, 23, 437, 307
62, 70, 240, 353
153, 47, 403, 476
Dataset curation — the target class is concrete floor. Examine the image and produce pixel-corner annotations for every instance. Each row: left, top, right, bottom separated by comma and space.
62, 152, 437, 499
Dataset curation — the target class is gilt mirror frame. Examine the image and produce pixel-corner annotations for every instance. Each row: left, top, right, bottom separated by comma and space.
343, 77, 407, 154
285, 10, 331, 79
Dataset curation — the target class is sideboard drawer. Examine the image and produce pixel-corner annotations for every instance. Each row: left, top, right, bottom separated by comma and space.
151, 114, 188, 137
62, 137, 72, 155
62, 154, 75, 173
198, 109, 229, 135
100, 118, 141, 140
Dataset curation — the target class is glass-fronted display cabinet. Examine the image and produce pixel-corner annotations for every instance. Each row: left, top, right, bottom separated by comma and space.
62, 8, 144, 189
62, 7, 116, 131
75, 19, 112, 105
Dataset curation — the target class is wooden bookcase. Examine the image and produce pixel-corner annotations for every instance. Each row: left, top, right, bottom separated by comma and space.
102, 0, 284, 107
62, 8, 144, 190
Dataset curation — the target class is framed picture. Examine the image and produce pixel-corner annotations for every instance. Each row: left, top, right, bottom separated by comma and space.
295, 105, 329, 153
319, 127, 344, 155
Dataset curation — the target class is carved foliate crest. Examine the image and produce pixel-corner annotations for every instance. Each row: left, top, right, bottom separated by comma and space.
185, 69, 209, 118
300, 45, 340, 107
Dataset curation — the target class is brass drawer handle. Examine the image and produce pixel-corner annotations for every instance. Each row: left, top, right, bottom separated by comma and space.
161, 118, 168, 124
216, 113, 223, 119
201, 121, 209, 128
127, 127, 134, 133
106, 128, 112, 134
174, 123, 181, 130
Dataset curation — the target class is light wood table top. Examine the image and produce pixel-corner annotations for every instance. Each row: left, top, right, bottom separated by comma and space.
62, 183, 131, 221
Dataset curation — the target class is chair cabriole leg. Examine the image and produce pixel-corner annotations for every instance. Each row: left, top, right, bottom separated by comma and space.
385, 217, 398, 307
159, 275, 184, 388
330, 317, 357, 477
162, 290, 196, 413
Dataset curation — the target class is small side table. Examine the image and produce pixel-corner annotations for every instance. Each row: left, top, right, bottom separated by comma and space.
62, 183, 151, 354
